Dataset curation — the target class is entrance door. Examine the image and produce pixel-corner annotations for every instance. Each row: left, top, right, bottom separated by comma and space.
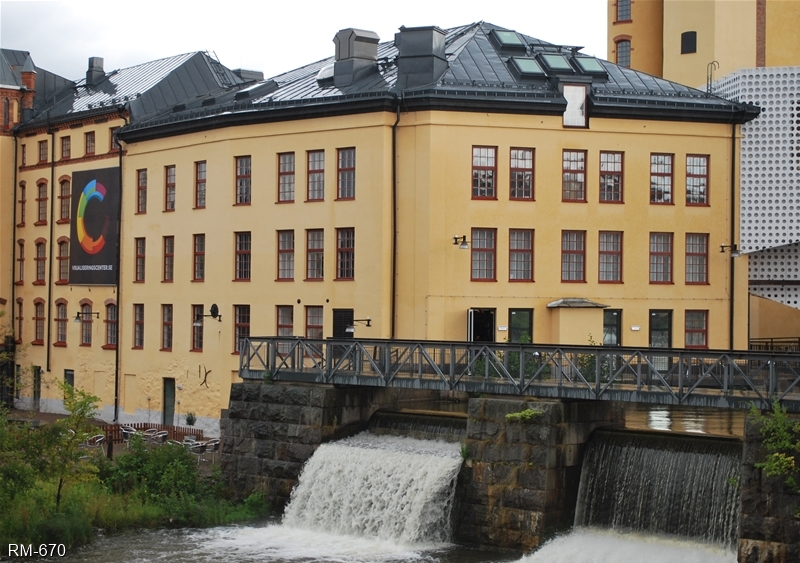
332, 309, 354, 338
603, 310, 622, 346
649, 310, 672, 373
163, 378, 175, 426
509, 309, 533, 343
468, 309, 495, 342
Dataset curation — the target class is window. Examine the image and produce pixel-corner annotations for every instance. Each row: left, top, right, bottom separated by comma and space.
134, 238, 145, 281
278, 230, 294, 280
55, 302, 68, 345
509, 229, 533, 281
235, 232, 251, 280
195, 161, 206, 208
276, 305, 293, 355
685, 233, 708, 284
136, 169, 147, 213
193, 234, 205, 281
61, 136, 71, 159
236, 156, 251, 204
685, 310, 708, 348
471, 228, 496, 281
38, 140, 47, 163
81, 303, 92, 346
161, 305, 173, 351
234, 305, 250, 352
509, 309, 533, 343
164, 165, 176, 211
109, 127, 120, 151
36, 183, 47, 224
563, 85, 587, 127
681, 31, 697, 54
686, 155, 709, 205
510, 148, 534, 200
133, 304, 144, 348
616, 0, 631, 21
307, 150, 324, 201
16, 300, 23, 343
650, 154, 673, 203
562, 150, 587, 201
472, 146, 497, 199
336, 228, 355, 280
599, 231, 623, 282
57, 240, 69, 283
17, 241, 24, 283
33, 301, 45, 344
105, 304, 117, 348
306, 306, 323, 339
59, 180, 70, 221
163, 236, 174, 282
561, 231, 586, 282
21, 144, 26, 166
306, 229, 324, 280
34, 242, 45, 284
85, 131, 95, 156
337, 148, 356, 199
18, 184, 26, 226
600, 151, 623, 202
616, 40, 631, 67
191, 304, 204, 351
649, 232, 673, 283
278, 153, 295, 202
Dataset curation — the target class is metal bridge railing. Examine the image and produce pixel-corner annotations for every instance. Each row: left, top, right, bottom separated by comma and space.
239, 337, 800, 412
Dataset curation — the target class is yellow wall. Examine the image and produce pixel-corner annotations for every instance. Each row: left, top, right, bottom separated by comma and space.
607, 0, 663, 76
750, 294, 800, 339
765, 0, 800, 67
0, 136, 14, 322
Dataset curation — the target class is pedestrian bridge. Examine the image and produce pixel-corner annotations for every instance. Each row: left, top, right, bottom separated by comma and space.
239, 337, 800, 413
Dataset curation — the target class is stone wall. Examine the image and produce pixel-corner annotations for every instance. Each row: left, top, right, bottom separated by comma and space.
738, 417, 800, 563
454, 398, 624, 551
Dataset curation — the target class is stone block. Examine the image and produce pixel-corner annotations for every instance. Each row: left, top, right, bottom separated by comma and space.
485, 399, 530, 422
237, 456, 260, 477
517, 466, 547, 490
229, 384, 243, 401
233, 437, 254, 455
471, 420, 504, 440
242, 383, 261, 401
503, 487, 546, 512
282, 386, 312, 406
254, 440, 277, 459
259, 384, 283, 403
288, 443, 317, 463
740, 515, 767, 541
300, 407, 323, 426
502, 444, 532, 463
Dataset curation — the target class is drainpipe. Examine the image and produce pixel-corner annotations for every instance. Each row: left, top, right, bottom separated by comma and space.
46, 115, 55, 372
112, 107, 127, 422
729, 123, 736, 350
11, 134, 18, 355
391, 98, 400, 339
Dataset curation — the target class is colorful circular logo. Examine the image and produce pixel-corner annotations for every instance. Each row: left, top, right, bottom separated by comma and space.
76, 179, 109, 255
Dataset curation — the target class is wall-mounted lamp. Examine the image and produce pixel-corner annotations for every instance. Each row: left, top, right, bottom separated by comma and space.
345, 318, 372, 333
453, 235, 470, 249
193, 303, 222, 327
74, 310, 100, 323
720, 244, 741, 258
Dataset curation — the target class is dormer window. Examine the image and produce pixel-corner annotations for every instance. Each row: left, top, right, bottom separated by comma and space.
563, 84, 587, 128
539, 54, 574, 74
508, 57, 546, 79
489, 30, 527, 53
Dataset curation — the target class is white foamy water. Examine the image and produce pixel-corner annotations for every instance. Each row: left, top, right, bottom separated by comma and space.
519, 528, 736, 563
283, 433, 463, 545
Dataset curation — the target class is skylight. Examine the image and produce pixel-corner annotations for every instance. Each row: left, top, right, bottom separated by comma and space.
493, 30, 526, 47
575, 57, 606, 74
540, 54, 573, 72
510, 57, 546, 78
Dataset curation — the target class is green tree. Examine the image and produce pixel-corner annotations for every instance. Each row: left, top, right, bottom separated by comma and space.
751, 400, 800, 510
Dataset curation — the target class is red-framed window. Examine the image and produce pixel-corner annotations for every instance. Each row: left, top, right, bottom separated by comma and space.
472, 146, 497, 199
599, 231, 623, 282
36, 183, 47, 225
471, 228, 496, 281
84, 131, 95, 156
510, 148, 534, 200
276, 305, 294, 355
134, 237, 145, 282
562, 150, 586, 201
234, 305, 250, 353
136, 169, 147, 213
650, 154, 673, 204
305, 306, 323, 339
164, 165, 176, 211
105, 304, 117, 349
191, 304, 204, 352
600, 151, 623, 202
15, 300, 23, 343
163, 236, 174, 282
236, 156, 251, 204
195, 161, 206, 208
685, 310, 708, 348
38, 140, 47, 163
306, 229, 324, 280
58, 180, 71, 221
32, 300, 45, 345
16, 241, 24, 283
337, 148, 356, 199
615, 40, 631, 67
235, 232, 251, 280
109, 127, 120, 151
686, 155, 709, 205
193, 234, 205, 281
561, 230, 586, 282
133, 304, 144, 348
616, 0, 631, 22
17, 184, 26, 226
34, 241, 46, 284
685, 233, 709, 284
161, 304, 173, 351
336, 228, 355, 280
277, 230, 294, 280
80, 303, 92, 346
509, 229, 533, 281
61, 136, 71, 159
278, 152, 295, 202
55, 301, 68, 345
649, 232, 673, 283
57, 240, 69, 283
307, 150, 324, 201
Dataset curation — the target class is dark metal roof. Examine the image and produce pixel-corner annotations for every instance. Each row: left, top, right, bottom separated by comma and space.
120, 22, 760, 142
0, 48, 75, 114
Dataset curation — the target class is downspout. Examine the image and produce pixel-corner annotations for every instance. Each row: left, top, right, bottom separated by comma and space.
113, 107, 127, 422
46, 114, 55, 371
11, 134, 18, 353
391, 98, 400, 339
729, 123, 737, 350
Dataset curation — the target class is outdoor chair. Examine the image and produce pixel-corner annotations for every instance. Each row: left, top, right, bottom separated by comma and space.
204, 439, 220, 463
84, 434, 105, 448
121, 426, 138, 448
148, 430, 169, 446
188, 441, 207, 463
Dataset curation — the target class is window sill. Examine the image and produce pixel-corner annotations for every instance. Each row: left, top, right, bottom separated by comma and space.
305, 199, 324, 203
163, 208, 175, 213
233, 202, 252, 207
14, 281, 24, 286
133, 280, 145, 283
53, 342, 67, 347
160, 348, 172, 352
85, 152, 95, 157
233, 278, 251, 282
335, 197, 355, 202
599, 280, 624, 284
649, 281, 675, 285
190, 348, 203, 353
562, 199, 588, 203
509, 279, 534, 283
15, 339, 22, 345
131, 346, 143, 350
471, 196, 498, 201
276, 278, 294, 282
686, 203, 710, 207
31, 340, 44, 346
16, 223, 25, 228
33, 280, 45, 286
560, 280, 587, 283
650, 201, 674, 206
304, 278, 324, 282
162, 279, 174, 283
56, 218, 70, 225
509, 197, 535, 202
470, 279, 498, 282
599, 200, 625, 205
685, 282, 710, 286
34, 220, 47, 226
193, 206, 206, 210
135, 211, 147, 215
55, 280, 68, 285
334, 277, 354, 281
80, 343, 92, 347
191, 279, 205, 282
102, 344, 117, 350
276, 200, 295, 204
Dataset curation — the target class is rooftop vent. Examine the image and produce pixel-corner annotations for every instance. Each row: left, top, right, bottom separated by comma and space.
332, 28, 379, 87
86, 57, 104, 87
395, 26, 447, 89
233, 69, 264, 82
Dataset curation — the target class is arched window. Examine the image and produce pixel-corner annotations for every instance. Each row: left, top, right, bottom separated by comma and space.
616, 40, 631, 68
105, 304, 118, 348
59, 180, 71, 221
34, 242, 46, 284
36, 182, 48, 224
34, 301, 45, 344
57, 240, 70, 283
55, 301, 68, 345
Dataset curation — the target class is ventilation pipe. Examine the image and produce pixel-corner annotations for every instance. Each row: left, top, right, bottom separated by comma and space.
332, 28, 379, 87
86, 57, 105, 87
395, 26, 447, 89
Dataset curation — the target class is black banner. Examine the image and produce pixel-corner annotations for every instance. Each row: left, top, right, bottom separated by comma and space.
69, 168, 120, 285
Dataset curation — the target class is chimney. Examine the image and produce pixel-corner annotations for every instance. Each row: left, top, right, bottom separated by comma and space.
395, 26, 448, 89
86, 57, 105, 87
332, 28, 379, 87
20, 55, 36, 122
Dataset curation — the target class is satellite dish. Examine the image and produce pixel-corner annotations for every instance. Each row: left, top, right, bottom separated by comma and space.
210, 303, 219, 319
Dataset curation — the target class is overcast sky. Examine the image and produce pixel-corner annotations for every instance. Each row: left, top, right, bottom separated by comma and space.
1, 0, 608, 81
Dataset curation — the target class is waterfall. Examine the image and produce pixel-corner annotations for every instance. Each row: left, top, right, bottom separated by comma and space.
368, 411, 467, 442
575, 430, 741, 547
282, 433, 463, 544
